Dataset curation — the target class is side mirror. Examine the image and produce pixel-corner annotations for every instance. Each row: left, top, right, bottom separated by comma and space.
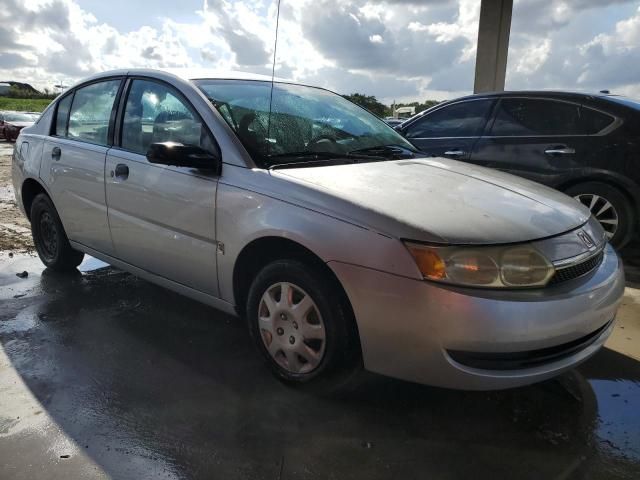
146, 142, 221, 172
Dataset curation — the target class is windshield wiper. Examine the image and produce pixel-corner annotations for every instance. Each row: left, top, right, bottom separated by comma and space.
348, 144, 417, 159
266, 150, 386, 169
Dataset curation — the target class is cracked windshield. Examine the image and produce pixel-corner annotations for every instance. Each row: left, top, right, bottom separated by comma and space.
196, 79, 416, 166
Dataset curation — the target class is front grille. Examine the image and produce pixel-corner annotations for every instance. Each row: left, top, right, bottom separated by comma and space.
548, 250, 604, 286
447, 319, 612, 371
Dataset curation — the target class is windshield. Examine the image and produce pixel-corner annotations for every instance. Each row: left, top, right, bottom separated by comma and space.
194, 79, 416, 167
4, 113, 35, 122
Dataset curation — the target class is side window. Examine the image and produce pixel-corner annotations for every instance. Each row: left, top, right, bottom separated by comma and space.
54, 94, 73, 137
68, 79, 121, 145
491, 99, 581, 136
121, 79, 215, 156
581, 107, 614, 134
404, 100, 493, 138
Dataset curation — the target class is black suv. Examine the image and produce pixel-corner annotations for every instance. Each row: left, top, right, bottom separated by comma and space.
396, 92, 640, 248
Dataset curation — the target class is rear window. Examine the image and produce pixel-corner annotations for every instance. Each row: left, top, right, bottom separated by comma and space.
54, 94, 73, 137
581, 107, 614, 134
605, 96, 640, 110
491, 98, 582, 136
67, 79, 121, 146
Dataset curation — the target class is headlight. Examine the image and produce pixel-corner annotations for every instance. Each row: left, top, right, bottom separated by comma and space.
404, 242, 554, 288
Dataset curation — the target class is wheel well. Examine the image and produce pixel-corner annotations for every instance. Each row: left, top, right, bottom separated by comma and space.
233, 237, 350, 318
21, 178, 48, 221
559, 177, 639, 212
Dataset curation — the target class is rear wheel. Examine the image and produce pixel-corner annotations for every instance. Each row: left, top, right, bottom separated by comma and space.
30, 193, 84, 271
565, 182, 635, 249
246, 259, 361, 390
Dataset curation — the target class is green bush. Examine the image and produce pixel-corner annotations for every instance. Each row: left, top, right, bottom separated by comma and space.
6, 85, 56, 100
0, 97, 53, 112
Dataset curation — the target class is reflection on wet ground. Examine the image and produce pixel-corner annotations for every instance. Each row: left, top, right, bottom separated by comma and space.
1, 253, 639, 479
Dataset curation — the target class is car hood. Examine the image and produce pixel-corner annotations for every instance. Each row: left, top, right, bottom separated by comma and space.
6, 121, 33, 128
271, 157, 590, 244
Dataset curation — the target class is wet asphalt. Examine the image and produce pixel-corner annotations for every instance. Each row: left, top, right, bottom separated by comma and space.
1, 252, 639, 480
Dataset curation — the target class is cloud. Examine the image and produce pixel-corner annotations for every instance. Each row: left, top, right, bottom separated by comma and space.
0, 53, 32, 69
0, 0, 639, 104
506, 1, 640, 97
200, 0, 272, 67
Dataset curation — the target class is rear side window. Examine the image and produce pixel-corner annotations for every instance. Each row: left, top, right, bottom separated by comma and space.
491, 98, 581, 136
404, 100, 493, 138
68, 79, 121, 146
54, 94, 73, 136
581, 107, 614, 134
121, 79, 215, 156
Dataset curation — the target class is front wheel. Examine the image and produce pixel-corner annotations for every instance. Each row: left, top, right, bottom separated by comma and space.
30, 193, 84, 271
246, 259, 361, 389
565, 182, 635, 249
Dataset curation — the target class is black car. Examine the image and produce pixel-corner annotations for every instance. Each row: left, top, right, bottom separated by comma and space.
396, 91, 640, 248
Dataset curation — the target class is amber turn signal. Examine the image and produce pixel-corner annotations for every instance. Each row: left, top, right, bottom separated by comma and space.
406, 244, 447, 280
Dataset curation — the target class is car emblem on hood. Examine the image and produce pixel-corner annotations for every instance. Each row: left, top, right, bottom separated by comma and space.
577, 230, 595, 248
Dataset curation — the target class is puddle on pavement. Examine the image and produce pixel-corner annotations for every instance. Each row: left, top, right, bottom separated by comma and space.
0, 251, 639, 478
591, 379, 640, 461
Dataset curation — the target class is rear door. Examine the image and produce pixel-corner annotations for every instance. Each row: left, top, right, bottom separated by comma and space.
399, 99, 494, 161
41, 78, 123, 254
105, 78, 220, 296
469, 97, 589, 186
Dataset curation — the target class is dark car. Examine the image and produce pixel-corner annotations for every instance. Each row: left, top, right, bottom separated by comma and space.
384, 117, 406, 127
396, 91, 640, 248
0, 111, 38, 142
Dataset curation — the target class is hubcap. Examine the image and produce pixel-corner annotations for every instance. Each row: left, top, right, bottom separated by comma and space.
574, 194, 619, 240
257, 282, 326, 374
39, 211, 58, 259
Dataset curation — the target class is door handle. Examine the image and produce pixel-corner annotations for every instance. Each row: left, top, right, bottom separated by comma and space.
443, 150, 466, 157
51, 146, 61, 161
113, 163, 129, 180
544, 147, 575, 155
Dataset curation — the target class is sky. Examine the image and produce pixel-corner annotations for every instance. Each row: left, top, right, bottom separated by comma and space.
0, 0, 639, 104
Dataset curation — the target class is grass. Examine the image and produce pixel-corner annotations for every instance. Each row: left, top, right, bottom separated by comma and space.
0, 97, 54, 113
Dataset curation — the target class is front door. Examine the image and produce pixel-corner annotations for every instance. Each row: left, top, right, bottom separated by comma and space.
105, 78, 220, 296
41, 79, 122, 254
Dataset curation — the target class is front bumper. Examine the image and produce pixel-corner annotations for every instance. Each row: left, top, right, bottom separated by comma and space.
329, 243, 624, 390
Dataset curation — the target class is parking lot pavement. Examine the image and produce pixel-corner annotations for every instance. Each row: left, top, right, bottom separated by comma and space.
0, 253, 639, 480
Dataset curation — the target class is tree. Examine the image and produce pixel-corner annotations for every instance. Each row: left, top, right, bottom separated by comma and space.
393, 100, 440, 115
5, 83, 56, 99
343, 93, 388, 117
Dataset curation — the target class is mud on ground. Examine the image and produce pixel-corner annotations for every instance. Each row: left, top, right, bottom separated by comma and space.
0, 142, 33, 252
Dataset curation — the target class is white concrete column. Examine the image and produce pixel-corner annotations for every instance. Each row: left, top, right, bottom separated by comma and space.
473, 0, 513, 93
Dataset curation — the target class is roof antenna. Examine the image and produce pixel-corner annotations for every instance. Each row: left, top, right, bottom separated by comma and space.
266, 0, 282, 155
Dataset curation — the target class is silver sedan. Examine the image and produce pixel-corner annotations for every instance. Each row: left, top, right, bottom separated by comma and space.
12, 69, 624, 390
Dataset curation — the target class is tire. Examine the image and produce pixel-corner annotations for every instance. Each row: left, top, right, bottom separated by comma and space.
246, 259, 361, 390
565, 182, 635, 249
30, 193, 84, 271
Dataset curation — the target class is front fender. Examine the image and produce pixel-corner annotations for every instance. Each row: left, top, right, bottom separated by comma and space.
215, 167, 421, 304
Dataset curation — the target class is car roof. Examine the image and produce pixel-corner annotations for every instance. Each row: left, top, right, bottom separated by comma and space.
446, 90, 629, 103
68, 68, 294, 88
424, 90, 640, 116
